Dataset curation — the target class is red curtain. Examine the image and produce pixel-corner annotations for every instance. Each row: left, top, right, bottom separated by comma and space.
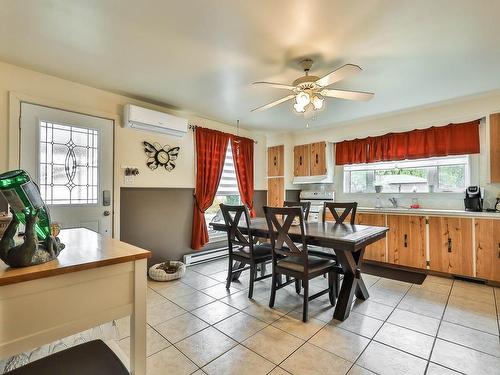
232, 136, 255, 217
191, 127, 230, 250
335, 120, 480, 165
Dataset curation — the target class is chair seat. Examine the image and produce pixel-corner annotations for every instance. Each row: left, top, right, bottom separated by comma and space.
234, 243, 272, 259
5, 340, 128, 375
277, 255, 335, 273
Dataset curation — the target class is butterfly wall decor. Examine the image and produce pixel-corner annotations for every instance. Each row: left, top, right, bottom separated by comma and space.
143, 141, 180, 171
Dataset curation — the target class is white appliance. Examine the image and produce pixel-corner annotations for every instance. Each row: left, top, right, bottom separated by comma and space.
123, 104, 188, 137
299, 190, 334, 222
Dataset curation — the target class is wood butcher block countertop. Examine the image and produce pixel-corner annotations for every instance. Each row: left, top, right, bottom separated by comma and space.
0, 228, 151, 286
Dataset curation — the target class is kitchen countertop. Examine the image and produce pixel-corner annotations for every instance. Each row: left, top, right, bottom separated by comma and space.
357, 206, 500, 218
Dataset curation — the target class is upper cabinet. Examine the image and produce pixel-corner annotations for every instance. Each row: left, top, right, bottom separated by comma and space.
268, 145, 284, 177
293, 141, 328, 177
490, 113, 500, 183
310, 142, 327, 176
293, 144, 310, 177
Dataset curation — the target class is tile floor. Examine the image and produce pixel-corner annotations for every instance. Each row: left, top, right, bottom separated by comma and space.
115, 258, 500, 375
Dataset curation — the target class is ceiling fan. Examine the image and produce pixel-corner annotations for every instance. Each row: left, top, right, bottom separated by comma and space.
251, 59, 374, 115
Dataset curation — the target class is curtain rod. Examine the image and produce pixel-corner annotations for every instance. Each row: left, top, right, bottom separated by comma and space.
188, 124, 258, 144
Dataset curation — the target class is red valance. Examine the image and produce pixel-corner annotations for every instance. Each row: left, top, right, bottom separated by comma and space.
335, 120, 480, 165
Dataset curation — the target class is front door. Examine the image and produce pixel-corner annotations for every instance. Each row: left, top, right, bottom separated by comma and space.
20, 103, 113, 236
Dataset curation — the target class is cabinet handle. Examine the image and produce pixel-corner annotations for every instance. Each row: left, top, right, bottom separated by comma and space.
273, 156, 277, 166
315, 154, 319, 164
447, 238, 452, 253
498, 243, 500, 259
299, 156, 302, 165
403, 234, 408, 248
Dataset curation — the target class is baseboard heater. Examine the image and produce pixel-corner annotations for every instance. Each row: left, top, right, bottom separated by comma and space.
183, 246, 229, 266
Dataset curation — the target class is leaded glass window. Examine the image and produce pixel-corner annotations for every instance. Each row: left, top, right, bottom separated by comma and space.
39, 122, 99, 205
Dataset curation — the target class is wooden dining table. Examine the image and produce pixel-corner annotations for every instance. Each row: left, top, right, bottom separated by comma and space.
210, 218, 388, 321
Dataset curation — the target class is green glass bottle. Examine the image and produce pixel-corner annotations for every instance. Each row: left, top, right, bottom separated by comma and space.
0, 170, 52, 240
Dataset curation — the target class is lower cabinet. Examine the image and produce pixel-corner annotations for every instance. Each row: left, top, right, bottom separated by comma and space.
267, 177, 284, 207
356, 213, 386, 262
387, 215, 426, 269
475, 219, 500, 282
428, 217, 473, 277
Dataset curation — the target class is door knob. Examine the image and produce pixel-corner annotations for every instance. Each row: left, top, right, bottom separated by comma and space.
103, 210, 111, 216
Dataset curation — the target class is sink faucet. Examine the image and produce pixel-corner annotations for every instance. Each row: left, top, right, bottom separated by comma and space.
389, 197, 398, 208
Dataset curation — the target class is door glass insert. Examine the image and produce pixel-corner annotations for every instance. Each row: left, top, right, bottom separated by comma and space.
39, 121, 99, 205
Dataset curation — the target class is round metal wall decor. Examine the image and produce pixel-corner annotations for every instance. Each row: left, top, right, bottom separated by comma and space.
143, 141, 180, 171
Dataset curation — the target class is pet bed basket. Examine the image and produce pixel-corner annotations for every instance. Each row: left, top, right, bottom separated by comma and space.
148, 261, 186, 282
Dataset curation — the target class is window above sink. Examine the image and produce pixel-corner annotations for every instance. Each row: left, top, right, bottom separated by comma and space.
343, 155, 470, 194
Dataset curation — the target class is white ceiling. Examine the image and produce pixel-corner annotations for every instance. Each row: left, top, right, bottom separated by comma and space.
1, 0, 500, 131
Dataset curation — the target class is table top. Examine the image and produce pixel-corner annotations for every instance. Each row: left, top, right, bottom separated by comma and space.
0, 228, 151, 286
210, 217, 388, 252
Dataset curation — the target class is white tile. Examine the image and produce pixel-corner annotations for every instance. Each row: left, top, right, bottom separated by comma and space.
348, 365, 377, 375
156, 282, 196, 299
387, 308, 440, 336
243, 326, 304, 365
243, 303, 285, 324
438, 321, 500, 358
147, 288, 168, 307
168, 290, 216, 311
203, 345, 275, 375
154, 312, 208, 343
281, 343, 352, 375
331, 311, 383, 339
425, 362, 462, 375
309, 325, 369, 362
443, 297, 498, 335
221, 290, 257, 310
431, 339, 500, 375
146, 346, 197, 375
191, 301, 239, 325
201, 283, 240, 299
117, 325, 170, 358
214, 311, 268, 342
147, 300, 186, 326
352, 300, 394, 320
271, 311, 326, 340
366, 286, 405, 307
374, 323, 434, 359
176, 327, 237, 367
397, 288, 447, 319
357, 341, 427, 375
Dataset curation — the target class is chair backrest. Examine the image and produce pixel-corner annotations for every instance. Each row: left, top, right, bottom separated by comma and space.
322, 202, 358, 224
283, 201, 311, 221
219, 204, 252, 248
263, 206, 307, 262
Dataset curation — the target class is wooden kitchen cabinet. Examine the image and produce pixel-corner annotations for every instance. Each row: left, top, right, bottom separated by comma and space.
387, 215, 426, 269
310, 141, 327, 176
356, 213, 386, 262
475, 219, 500, 282
267, 177, 284, 207
268, 145, 284, 177
428, 217, 473, 277
293, 144, 310, 176
490, 113, 500, 183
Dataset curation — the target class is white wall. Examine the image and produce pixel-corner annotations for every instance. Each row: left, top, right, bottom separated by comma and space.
0, 61, 267, 238
267, 91, 500, 209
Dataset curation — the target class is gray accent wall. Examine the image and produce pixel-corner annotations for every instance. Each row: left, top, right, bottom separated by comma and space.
285, 189, 300, 202
120, 188, 269, 264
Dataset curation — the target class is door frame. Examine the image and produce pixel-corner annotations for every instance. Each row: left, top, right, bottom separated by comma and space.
8, 91, 118, 237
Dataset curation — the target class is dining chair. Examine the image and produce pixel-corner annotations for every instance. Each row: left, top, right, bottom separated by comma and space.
220, 204, 273, 299
263, 205, 339, 322
322, 202, 358, 224
283, 201, 311, 221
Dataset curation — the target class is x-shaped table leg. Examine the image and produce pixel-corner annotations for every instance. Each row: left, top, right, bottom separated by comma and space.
333, 247, 369, 321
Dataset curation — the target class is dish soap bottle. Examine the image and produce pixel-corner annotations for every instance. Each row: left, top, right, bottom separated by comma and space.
0, 170, 52, 240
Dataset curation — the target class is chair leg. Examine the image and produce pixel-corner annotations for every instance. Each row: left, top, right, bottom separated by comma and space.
248, 264, 256, 299
295, 279, 301, 294
328, 271, 336, 306
335, 273, 341, 298
225, 257, 233, 290
269, 271, 277, 308
302, 279, 309, 322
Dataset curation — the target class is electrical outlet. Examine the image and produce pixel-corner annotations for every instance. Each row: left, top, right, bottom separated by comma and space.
124, 175, 134, 186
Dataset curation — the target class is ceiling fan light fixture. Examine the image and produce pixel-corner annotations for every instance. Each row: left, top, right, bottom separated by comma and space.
295, 91, 310, 107
293, 102, 306, 113
312, 95, 324, 110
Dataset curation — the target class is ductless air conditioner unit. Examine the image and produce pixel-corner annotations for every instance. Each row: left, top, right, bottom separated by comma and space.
123, 104, 188, 137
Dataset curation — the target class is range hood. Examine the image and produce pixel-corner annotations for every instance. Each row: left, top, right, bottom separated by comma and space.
293, 174, 334, 184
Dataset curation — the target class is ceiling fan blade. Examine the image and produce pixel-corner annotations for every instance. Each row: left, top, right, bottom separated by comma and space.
315, 64, 362, 88
320, 88, 374, 101
252, 81, 296, 90
251, 94, 295, 112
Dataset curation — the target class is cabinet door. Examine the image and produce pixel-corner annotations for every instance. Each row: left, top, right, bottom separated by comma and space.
356, 213, 386, 262
387, 215, 426, 269
268, 145, 284, 177
475, 219, 500, 282
428, 217, 473, 276
294, 144, 310, 176
310, 141, 327, 176
490, 113, 500, 183
267, 177, 284, 207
